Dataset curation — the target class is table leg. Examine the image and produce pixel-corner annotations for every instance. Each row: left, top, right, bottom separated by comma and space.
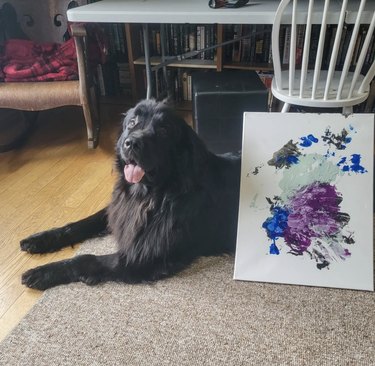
160, 24, 169, 98
142, 24, 152, 99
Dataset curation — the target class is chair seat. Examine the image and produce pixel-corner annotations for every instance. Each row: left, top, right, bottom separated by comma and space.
0, 80, 81, 111
271, 70, 369, 108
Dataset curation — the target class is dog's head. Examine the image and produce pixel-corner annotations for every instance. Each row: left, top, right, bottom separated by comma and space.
116, 99, 208, 188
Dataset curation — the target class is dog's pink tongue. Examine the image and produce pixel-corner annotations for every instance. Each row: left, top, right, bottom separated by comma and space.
124, 164, 145, 183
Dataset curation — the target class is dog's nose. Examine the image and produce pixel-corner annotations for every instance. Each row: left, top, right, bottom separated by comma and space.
124, 136, 140, 151
124, 138, 132, 149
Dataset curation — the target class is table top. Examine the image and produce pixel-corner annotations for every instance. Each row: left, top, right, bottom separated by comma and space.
67, 0, 375, 25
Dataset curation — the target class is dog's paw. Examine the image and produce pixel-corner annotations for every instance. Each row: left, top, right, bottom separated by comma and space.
79, 275, 101, 286
22, 266, 55, 290
20, 235, 43, 254
20, 231, 59, 254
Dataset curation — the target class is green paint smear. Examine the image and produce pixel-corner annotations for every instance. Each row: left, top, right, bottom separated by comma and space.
279, 154, 343, 201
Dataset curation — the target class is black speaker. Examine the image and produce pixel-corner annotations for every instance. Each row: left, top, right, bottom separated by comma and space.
192, 70, 269, 154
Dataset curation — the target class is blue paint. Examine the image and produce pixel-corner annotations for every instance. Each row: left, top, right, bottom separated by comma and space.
308, 134, 319, 143
337, 156, 350, 172
342, 165, 350, 172
348, 124, 357, 133
263, 206, 286, 255
350, 154, 367, 173
286, 155, 299, 165
337, 157, 347, 166
300, 134, 319, 147
262, 206, 289, 252
269, 241, 280, 255
337, 154, 367, 173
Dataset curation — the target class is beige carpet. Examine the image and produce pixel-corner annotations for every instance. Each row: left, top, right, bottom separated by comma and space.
0, 236, 374, 366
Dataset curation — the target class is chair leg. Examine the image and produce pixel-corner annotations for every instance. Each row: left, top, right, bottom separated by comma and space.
82, 88, 100, 149
281, 103, 291, 113
82, 104, 96, 149
342, 106, 353, 116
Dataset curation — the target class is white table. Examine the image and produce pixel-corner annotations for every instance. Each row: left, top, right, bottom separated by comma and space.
67, 0, 375, 98
67, 0, 375, 25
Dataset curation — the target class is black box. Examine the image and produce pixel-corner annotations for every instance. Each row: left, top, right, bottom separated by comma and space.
192, 70, 269, 154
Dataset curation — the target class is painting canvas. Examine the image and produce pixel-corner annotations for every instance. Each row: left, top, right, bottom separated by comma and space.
234, 113, 374, 291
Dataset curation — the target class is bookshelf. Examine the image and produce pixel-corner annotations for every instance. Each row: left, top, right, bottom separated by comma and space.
125, 24, 275, 105
119, 21, 374, 112
95, 23, 131, 99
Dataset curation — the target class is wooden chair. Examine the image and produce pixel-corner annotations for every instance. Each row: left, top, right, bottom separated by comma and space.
0, 2, 99, 148
271, 0, 375, 114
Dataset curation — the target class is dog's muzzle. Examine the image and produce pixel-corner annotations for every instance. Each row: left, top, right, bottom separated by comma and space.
120, 136, 146, 184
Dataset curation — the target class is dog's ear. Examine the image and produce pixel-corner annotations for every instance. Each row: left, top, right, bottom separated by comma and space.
120, 106, 135, 128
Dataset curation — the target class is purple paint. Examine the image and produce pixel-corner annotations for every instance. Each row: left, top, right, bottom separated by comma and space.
283, 182, 347, 255
344, 249, 352, 257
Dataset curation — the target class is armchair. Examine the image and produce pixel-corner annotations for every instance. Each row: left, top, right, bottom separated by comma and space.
0, 2, 99, 148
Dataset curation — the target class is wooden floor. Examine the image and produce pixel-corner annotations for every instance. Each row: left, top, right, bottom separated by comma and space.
0, 103, 129, 342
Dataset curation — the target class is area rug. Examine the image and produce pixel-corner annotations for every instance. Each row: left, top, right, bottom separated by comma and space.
0, 235, 374, 366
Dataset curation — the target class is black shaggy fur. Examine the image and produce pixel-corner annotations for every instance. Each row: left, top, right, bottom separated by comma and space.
21, 99, 241, 290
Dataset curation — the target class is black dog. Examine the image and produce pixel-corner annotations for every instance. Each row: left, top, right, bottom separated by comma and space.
21, 99, 241, 290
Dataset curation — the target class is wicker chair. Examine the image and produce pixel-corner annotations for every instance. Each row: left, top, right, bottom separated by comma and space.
0, 2, 99, 148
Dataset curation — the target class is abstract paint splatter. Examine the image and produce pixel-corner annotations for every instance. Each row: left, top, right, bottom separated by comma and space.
251, 164, 264, 175
321, 128, 351, 150
262, 126, 366, 270
268, 140, 301, 169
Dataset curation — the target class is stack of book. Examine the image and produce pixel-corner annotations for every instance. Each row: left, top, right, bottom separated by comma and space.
142, 24, 217, 60
223, 24, 273, 65
154, 69, 193, 102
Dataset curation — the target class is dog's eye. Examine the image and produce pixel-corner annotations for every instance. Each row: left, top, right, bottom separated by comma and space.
128, 116, 139, 129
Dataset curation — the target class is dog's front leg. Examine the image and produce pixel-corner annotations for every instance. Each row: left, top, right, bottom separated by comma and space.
20, 208, 108, 254
22, 253, 120, 290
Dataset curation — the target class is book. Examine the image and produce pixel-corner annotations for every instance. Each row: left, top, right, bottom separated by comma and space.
232, 24, 242, 63
295, 25, 305, 66
308, 25, 321, 66
262, 25, 272, 64
255, 24, 265, 64
282, 26, 291, 64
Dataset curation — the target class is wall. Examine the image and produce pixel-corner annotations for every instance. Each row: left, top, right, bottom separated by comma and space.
1, 0, 87, 43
